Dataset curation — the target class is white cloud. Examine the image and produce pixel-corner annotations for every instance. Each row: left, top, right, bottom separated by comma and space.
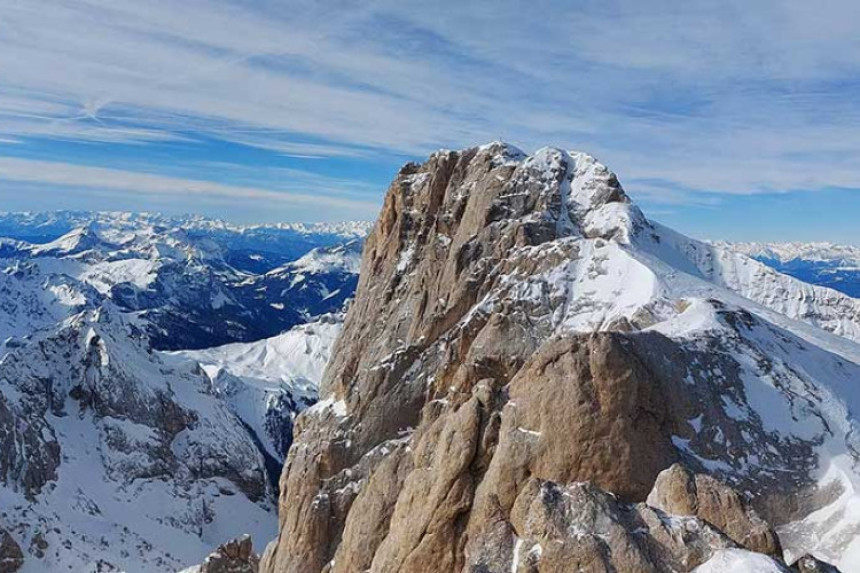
1, 0, 860, 204
0, 157, 381, 214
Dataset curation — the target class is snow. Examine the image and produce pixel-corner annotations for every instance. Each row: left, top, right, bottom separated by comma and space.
396, 245, 415, 273
0, 212, 369, 571
175, 315, 339, 398
429, 145, 860, 568
693, 549, 788, 572
723, 241, 860, 266
0, 211, 373, 243
307, 396, 348, 418
510, 537, 523, 573
172, 314, 341, 461
76, 258, 158, 294
2, 160, 860, 569
0, 310, 277, 572
273, 240, 362, 276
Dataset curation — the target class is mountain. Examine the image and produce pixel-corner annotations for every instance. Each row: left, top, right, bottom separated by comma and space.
261, 143, 860, 572
0, 212, 368, 349
172, 313, 343, 485
722, 241, 860, 298
0, 211, 372, 264
0, 214, 366, 572
0, 304, 275, 572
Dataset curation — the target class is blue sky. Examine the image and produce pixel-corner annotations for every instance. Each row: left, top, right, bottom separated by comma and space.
1, 0, 860, 242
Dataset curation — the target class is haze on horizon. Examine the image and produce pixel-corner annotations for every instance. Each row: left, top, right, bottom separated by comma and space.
1, 0, 859, 243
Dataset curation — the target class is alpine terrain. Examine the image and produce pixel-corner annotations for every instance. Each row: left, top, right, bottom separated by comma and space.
723, 242, 860, 298
260, 143, 860, 573
0, 214, 365, 571
0, 212, 367, 350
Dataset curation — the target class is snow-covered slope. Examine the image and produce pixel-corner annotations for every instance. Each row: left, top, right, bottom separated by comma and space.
722, 241, 860, 298
0, 211, 372, 253
480, 145, 860, 569
649, 228, 860, 343
693, 549, 789, 572
172, 314, 342, 465
0, 306, 276, 572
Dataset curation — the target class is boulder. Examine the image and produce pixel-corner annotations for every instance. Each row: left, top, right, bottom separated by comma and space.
199, 535, 259, 573
647, 463, 781, 557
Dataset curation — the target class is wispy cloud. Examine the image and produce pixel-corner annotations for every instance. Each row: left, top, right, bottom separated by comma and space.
2, 0, 860, 216
0, 157, 381, 216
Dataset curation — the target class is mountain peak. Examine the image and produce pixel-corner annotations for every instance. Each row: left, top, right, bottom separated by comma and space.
263, 143, 860, 573
382, 143, 645, 263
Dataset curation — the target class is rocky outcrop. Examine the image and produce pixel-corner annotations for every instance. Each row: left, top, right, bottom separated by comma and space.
792, 554, 841, 572
496, 478, 737, 572
647, 464, 780, 557
0, 528, 23, 573
198, 535, 260, 573
261, 143, 852, 572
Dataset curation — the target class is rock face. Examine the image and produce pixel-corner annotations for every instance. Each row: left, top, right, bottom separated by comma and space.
647, 464, 780, 557
0, 528, 23, 573
198, 535, 260, 573
261, 143, 856, 572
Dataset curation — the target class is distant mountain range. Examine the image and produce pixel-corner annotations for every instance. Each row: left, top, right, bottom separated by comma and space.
2, 200, 859, 572
0, 211, 369, 350
721, 241, 860, 298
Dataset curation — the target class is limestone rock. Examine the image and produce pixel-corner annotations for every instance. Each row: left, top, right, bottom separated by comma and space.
647, 463, 780, 557
504, 479, 736, 572
199, 535, 259, 573
0, 528, 23, 573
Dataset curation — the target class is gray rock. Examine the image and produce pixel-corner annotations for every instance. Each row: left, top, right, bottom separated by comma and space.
0, 528, 23, 573
199, 535, 259, 573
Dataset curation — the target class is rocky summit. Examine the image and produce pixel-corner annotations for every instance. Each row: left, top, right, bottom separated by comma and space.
259, 143, 860, 572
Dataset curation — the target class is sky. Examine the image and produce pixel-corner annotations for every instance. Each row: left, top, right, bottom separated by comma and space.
1, 0, 860, 242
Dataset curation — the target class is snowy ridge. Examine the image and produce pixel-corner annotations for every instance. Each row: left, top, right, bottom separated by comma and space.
645, 225, 860, 343
0, 211, 372, 241
0, 214, 364, 350
0, 213, 364, 572
723, 241, 860, 265
4, 150, 860, 570
277, 240, 363, 276
692, 549, 789, 572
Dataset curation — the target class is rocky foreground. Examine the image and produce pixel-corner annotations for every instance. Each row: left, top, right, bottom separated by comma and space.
258, 143, 859, 572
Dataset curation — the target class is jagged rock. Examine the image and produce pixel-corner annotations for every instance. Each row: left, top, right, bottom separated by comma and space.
199, 535, 260, 573
504, 479, 736, 572
28, 533, 47, 559
647, 463, 780, 557
0, 307, 276, 570
0, 392, 60, 498
0, 528, 23, 573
